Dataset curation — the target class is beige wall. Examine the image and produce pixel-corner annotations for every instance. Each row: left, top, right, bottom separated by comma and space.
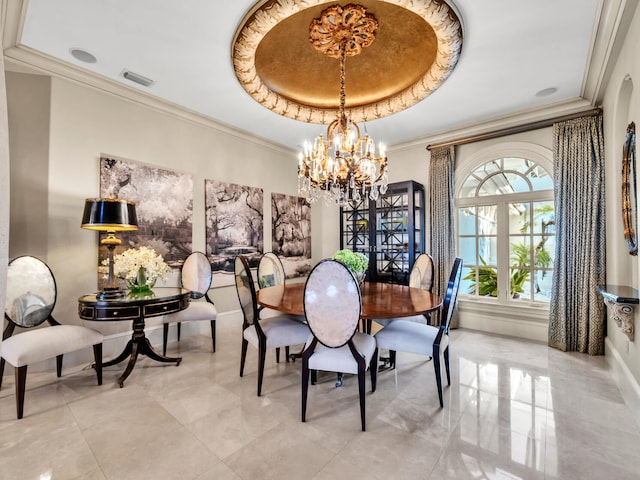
0, 40, 10, 362
6, 73, 50, 258
602, 3, 640, 388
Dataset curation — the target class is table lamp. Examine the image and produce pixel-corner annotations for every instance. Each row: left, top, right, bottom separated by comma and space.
81, 198, 138, 299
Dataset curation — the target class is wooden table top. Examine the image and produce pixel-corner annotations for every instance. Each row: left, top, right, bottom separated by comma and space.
257, 282, 442, 319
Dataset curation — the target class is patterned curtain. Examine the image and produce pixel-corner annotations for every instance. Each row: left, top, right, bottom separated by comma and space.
548, 115, 606, 354
429, 145, 456, 326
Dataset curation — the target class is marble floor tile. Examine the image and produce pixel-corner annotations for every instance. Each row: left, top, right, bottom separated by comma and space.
1, 326, 639, 480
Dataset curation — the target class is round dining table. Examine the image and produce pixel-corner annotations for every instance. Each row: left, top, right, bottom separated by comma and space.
257, 281, 442, 329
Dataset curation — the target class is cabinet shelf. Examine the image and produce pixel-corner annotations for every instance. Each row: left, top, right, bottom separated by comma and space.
340, 180, 425, 284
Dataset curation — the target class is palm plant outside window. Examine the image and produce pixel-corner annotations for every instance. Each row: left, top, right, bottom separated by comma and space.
457, 157, 555, 306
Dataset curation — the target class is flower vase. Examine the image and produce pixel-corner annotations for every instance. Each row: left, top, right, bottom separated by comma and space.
128, 267, 156, 293
354, 270, 366, 286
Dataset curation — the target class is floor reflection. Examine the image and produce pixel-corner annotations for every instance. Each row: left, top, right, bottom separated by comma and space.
0, 326, 639, 479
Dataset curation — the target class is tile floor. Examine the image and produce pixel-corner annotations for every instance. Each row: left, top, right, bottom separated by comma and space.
1, 319, 639, 480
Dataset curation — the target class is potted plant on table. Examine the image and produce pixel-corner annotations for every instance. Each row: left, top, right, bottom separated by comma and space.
332, 249, 369, 284
110, 246, 169, 293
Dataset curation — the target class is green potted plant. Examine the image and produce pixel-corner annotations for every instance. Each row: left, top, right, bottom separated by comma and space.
332, 249, 369, 284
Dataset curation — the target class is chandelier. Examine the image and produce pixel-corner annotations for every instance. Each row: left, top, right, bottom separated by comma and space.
298, 4, 389, 206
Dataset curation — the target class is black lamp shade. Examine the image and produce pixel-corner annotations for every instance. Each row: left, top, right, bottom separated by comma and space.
81, 198, 138, 231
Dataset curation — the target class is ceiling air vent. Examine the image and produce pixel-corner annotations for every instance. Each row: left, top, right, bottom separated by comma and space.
121, 70, 154, 87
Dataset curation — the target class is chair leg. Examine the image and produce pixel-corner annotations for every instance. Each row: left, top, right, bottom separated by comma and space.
444, 345, 451, 385
162, 323, 169, 356
370, 348, 378, 392
210, 319, 216, 353
56, 354, 63, 378
93, 343, 103, 385
240, 338, 248, 377
15, 365, 27, 419
276, 347, 280, 364
301, 361, 309, 423
358, 367, 366, 431
257, 344, 266, 396
285, 346, 290, 363
177, 322, 182, 342
311, 369, 317, 385
433, 344, 443, 408
0, 357, 5, 390
389, 350, 397, 369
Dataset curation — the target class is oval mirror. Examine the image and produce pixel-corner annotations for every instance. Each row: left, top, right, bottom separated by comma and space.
622, 121, 637, 255
5, 256, 57, 327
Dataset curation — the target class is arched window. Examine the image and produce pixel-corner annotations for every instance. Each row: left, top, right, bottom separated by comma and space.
456, 146, 555, 306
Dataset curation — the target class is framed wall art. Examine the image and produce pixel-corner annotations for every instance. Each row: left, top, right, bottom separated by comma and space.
271, 192, 312, 278
98, 156, 194, 284
205, 179, 264, 287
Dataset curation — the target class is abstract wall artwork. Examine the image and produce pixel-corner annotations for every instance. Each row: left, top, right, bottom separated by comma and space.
271, 192, 312, 278
99, 156, 193, 283
205, 179, 264, 287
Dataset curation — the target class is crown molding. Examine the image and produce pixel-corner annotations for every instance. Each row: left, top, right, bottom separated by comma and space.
390, 97, 594, 152
1, 0, 294, 156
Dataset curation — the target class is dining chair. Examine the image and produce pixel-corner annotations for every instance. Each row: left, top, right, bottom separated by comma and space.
373, 252, 435, 329
162, 251, 217, 355
374, 257, 462, 408
235, 255, 311, 396
1, 256, 103, 419
257, 252, 306, 326
301, 259, 378, 431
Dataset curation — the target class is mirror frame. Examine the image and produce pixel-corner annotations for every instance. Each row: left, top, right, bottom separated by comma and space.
622, 121, 637, 255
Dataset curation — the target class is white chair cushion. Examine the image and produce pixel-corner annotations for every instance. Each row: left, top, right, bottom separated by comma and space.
307, 332, 376, 375
260, 307, 306, 324
375, 320, 445, 358
1, 325, 103, 367
243, 315, 311, 349
163, 300, 217, 323
373, 314, 427, 327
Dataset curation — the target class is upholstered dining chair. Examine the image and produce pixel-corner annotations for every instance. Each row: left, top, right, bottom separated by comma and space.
374, 257, 462, 408
235, 255, 310, 396
0, 256, 103, 419
373, 252, 435, 329
162, 251, 217, 355
257, 252, 305, 326
301, 259, 378, 431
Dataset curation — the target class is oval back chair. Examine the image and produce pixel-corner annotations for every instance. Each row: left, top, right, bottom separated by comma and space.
301, 259, 378, 431
373, 252, 435, 330
162, 251, 217, 355
1, 256, 103, 418
375, 257, 463, 408
235, 255, 310, 396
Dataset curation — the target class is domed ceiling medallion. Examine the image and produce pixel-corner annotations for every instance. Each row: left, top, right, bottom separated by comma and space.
232, 0, 463, 125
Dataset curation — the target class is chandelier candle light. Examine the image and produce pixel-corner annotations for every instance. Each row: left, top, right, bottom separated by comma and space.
298, 4, 389, 205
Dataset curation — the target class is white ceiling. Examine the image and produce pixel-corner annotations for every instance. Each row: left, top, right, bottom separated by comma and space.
2, 0, 620, 151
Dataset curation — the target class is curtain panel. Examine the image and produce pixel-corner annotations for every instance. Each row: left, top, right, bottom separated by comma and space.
548, 115, 606, 354
429, 145, 456, 326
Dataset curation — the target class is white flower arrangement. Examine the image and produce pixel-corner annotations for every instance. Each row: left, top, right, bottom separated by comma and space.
109, 246, 169, 285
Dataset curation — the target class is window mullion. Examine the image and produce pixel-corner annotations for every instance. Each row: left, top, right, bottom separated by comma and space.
497, 201, 510, 302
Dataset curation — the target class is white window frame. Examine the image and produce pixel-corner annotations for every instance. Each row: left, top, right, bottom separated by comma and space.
455, 142, 554, 312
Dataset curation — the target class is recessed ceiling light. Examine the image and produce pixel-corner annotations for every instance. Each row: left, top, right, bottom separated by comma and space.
535, 87, 558, 98
69, 48, 97, 64
121, 70, 154, 87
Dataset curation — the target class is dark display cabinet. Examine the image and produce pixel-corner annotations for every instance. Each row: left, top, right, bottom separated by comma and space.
340, 180, 425, 284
